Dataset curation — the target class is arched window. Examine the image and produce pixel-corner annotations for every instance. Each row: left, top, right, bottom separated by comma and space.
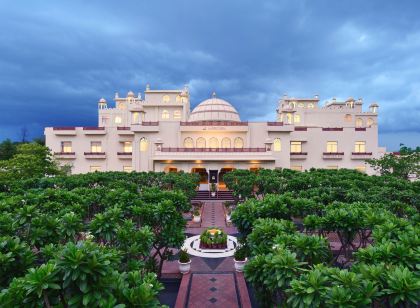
289, 101, 296, 108
162, 110, 170, 119
162, 95, 170, 103
294, 114, 301, 123
356, 118, 363, 127
221, 137, 231, 148
273, 138, 281, 151
132, 112, 139, 124
345, 114, 352, 122
209, 137, 218, 149
298, 103, 304, 108
308, 103, 314, 109
234, 137, 244, 148
196, 137, 206, 148
367, 118, 374, 127
184, 137, 194, 148
140, 138, 148, 152
286, 113, 292, 124
114, 116, 122, 124
174, 110, 181, 119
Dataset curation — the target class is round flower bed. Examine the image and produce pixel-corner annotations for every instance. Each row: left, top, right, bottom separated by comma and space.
199, 227, 228, 249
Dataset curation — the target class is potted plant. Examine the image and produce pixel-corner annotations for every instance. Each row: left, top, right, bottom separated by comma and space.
233, 246, 247, 272
210, 183, 217, 197
178, 249, 191, 274
192, 208, 201, 223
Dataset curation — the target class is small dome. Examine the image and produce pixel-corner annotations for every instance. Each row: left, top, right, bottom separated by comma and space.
369, 103, 379, 107
127, 91, 135, 97
188, 94, 241, 122
99, 98, 107, 103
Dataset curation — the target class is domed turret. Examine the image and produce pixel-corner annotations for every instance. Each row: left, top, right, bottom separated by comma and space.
188, 93, 241, 122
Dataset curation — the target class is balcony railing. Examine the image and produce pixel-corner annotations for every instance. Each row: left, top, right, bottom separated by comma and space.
267, 122, 284, 126
180, 121, 248, 126
352, 152, 372, 155
323, 152, 344, 155
355, 127, 367, 131
53, 127, 76, 130
117, 152, 133, 155
141, 121, 159, 126
295, 127, 308, 131
322, 127, 343, 131
117, 126, 131, 130
290, 152, 308, 155
83, 127, 105, 130
54, 151, 75, 155
160, 147, 266, 152
323, 152, 344, 159
84, 152, 106, 155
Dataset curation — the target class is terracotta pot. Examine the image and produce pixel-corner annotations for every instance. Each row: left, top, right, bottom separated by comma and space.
234, 258, 248, 272
178, 260, 191, 274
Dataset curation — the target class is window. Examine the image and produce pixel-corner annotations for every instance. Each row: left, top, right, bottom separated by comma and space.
209, 137, 218, 149
326, 165, 338, 170
61, 141, 72, 153
279, 114, 284, 122
326, 141, 338, 153
102, 117, 109, 125
356, 166, 366, 173
91, 141, 102, 153
273, 138, 282, 152
123, 166, 133, 172
162, 110, 170, 119
286, 113, 292, 124
176, 95, 182, 103
354, 141, 366, 153
345, 114, 352, 122
196, 137, 206, 148
90, 166, 101, 172
290, 141, 302, 153
123, 141, 132, 153
289, 101, 296, 108
117, 102, 126, 110
356, 118, 363, 127
174, 110, 182, 119
221, 137, 231, 148
308, 103, 314, 109
162, 95, 170, 103
132, 112, 140, 124
234, 137, 244, 148
291, 165, 302, 171
184, 137, 194, 148
140, 138, 148, 152
114, 116, 122, 124
367, 118, 374, 127
294, 114, 301, 123
298, 103, 304, 108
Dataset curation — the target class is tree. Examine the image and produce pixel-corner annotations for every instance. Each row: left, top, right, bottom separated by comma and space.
0, 139, 17, 160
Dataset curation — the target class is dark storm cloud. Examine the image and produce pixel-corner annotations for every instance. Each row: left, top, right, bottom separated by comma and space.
0, 0, 419, 149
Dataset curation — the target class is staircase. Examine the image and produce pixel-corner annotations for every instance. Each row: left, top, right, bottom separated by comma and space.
191, 190, 235, 201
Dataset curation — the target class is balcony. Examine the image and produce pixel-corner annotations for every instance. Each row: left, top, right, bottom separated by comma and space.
355, 127, 366, 131
180, 121, 248, 132
83, 127, 106, 135
54, 152, 76, 159
267, 122, 294, 132
52, 127, 77, 135
131, 122, 160, 132
323, 152, 344, 159
295, 126, 308, 131
117, 152, 132, 159
161, 147, 266, 152
351, 152, 372, 159
84, 152, 106, 159
180, 121, 248, 126
290, 152, 308, 160
322, 127, 343, 131
117, 127, 134, 135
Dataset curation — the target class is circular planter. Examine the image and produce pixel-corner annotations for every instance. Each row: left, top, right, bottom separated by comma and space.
178, 260, 191, 274
193, 215, 201, 223
211, 192, 216, 197
233, 258, 248, 272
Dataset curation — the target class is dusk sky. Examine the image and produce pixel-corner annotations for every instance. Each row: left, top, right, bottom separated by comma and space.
1, 0, 419, 150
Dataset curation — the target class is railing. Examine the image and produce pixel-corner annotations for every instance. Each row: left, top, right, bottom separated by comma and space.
160, 147, 266, 152
355, 127, 366, 131
83, 127, 105, 130
290, 152, 308, 155
322, 127, 343, 131
352, 152, 372, 155
117, 126, 130, 130
323, 152, 344, 155
117, 152, 133, 155
180, 121, 248, 126
53, 127, 76, 130
141, 121, 159, 126
267, 122, 284, 126
295, 127, 307, 131
54, 152, 75, 155
84, 152, 106, 155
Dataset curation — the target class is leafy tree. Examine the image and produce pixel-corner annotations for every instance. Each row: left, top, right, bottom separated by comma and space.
0, 139, 17, 160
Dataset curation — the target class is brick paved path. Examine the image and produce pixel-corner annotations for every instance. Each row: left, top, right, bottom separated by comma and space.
200, 201, 227, 228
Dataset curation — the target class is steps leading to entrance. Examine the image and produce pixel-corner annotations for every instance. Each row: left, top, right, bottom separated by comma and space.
191, 190, 235, 201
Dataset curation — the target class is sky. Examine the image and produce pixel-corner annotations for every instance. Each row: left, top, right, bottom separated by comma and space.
0, 0, 419, 150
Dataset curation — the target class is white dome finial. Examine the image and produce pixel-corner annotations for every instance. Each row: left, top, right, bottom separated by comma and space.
212, 91, 216, 98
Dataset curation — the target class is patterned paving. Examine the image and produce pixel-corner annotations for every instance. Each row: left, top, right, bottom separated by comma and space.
201, 201, 226, 228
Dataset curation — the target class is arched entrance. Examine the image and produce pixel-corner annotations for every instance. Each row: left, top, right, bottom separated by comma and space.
191, 168, 208, 185
219, 167, 235, 190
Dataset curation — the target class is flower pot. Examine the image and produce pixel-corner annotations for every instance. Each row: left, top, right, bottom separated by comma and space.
193, 215, 201, 223
226, 214, 231, 222
234, 258, 248, 272
211, 192, 216, 197
178, 260, 191, 274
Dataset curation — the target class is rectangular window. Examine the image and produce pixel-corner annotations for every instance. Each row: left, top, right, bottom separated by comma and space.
123, 166, 133, 172
354, 141, 366, 153
290, 165, 302, 171
115, 116, 122, 124
326, 141, 338, 153
356, 166, 366, 173
90, 166, 101, 172
123, 141, 132, 153
294, 114, 301, 123
326, 165, 338, 170
90, 141, 102, 153
132, 112, 140, 124
290, 141, 302, 153
61, 141, 72, 153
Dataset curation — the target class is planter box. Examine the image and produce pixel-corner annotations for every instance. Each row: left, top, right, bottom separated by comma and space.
199, 242, 228, 249
178, 260, 191, 274
234, 258, 248, 272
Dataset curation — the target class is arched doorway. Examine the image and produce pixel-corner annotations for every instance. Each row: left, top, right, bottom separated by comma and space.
219, 167, 235, 190
191, 168, 208, 185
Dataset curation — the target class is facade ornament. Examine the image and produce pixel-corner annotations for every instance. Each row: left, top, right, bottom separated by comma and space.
146, 84, 150, 91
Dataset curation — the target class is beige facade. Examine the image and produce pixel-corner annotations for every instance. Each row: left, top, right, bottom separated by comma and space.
45, 85, 386, 182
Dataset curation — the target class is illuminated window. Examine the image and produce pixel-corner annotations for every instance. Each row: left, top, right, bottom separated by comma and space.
291, 165, 302, 171
132, 112, 140, 124
114, 116, 122, 124
279, 114, 284, 122
286, 113, 292, 124
234, 137, 244, 148
367, 118, 374, 127
209, 137, 218, 149
162, 95, 170, 103
290, 141, 302, 153
289, 101, 296, 108
196, 137, 206, 148
176, 95, 182, 103
356, 166, 366, 173
308, 103, 314, 109
140, 138, 148, 152
174, 110, 182, 119
221, 137, 231, 148
356, 118, 363, 127
326, 165, 338, 170
123, 141, 132, 153
123, 166, 133, 172
90, 166, 101, 172
184, 137, 194, 148
354, 141, 366, 153
162, 110, 170, 119
117, 102, 126, 110
294, 114, 301, 123
61, 141, 72, 153
326, 141, 338, 153
345, 114, 352, 122
91, 141, 102, 153
273, 138, 281, 152
298, 103, 304, 108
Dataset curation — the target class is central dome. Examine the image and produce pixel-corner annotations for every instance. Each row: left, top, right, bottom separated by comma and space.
188, 93, 241, 122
